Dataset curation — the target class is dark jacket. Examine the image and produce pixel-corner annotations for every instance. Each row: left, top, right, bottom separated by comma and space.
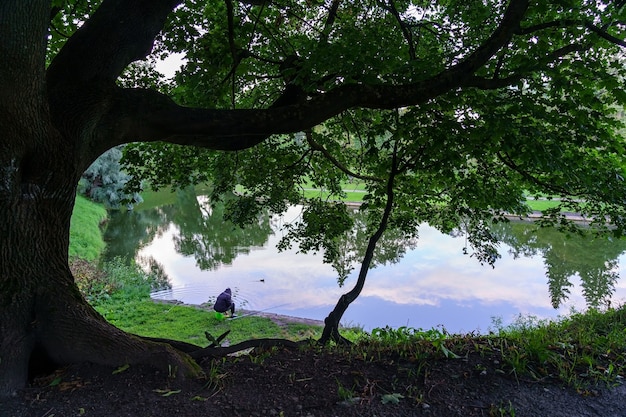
214, 288, 234, 313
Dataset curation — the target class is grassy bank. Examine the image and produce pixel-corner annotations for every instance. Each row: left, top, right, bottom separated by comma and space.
85, 255, 626, 389
492, 310, 626, 389
361, 307, 626, 390
69, 195, 108, 260
136, 183, 561, 213
76, 251, 626, 390
73, 258, 323, 346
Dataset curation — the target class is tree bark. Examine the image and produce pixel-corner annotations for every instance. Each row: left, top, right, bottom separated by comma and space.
0, 0, 199, 396
0, 141, 200, 395
0, 117, 201, 392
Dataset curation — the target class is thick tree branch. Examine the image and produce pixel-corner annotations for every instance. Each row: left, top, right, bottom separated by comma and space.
464, 43, 587, 90
585, 21, 626, 47
58, 0, 528, 164
518, 18, 626, 48
94, 0, 528, 154
445, 0, 528, 77
517, 19, 579, 35
48, 0, 181, 85
99, 79, 463, 153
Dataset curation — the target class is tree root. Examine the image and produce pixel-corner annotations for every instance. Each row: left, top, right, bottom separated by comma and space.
140, 336, 202, 354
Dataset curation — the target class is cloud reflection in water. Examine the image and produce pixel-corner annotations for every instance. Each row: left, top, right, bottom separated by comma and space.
143, 213, 626, 333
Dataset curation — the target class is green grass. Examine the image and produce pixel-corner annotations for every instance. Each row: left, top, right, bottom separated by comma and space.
96, 298, 294, 346
356, 307, 626, 390
525, 199, 562, 212
96, 296, 321, 346
490, 309, 626, 389
302, 189, 366, 202
96, 298, 323, 347
69, 195, 108, 260
81, 259, 323, 346
302, 179, 367, 192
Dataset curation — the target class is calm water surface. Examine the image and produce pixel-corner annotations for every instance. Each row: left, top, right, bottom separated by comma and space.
103, 190, 626, 333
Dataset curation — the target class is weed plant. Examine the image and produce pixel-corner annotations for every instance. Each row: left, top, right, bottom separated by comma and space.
349, 309, 626, 391
491, 308, 626, 389
364, 325, 462, 359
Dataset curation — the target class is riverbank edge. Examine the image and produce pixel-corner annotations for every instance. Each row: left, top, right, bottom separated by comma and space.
151, 298, 327, 328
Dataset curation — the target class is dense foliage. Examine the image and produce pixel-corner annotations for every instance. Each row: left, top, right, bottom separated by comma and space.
78, 146, 143, 209
113, 0, 626, 265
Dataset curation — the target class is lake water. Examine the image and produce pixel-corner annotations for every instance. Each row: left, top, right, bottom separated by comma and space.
103, 190, 626, 333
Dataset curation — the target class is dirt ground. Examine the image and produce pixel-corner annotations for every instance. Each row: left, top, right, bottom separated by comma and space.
3, 348, 626, 417
3, 326, 626, 417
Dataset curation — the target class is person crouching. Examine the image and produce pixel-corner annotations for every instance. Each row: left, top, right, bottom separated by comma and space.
214, 287, 236, 317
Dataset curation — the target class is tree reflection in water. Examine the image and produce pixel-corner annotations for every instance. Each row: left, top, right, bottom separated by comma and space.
103, 187, 626, 312
491, 221, 626, 309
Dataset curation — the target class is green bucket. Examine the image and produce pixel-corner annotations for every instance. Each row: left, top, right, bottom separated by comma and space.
214, 311, 225, 321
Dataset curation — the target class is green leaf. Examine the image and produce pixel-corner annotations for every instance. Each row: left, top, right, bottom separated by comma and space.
191, 396, 208, 401
49, 377, 63, 387
381, 393, 405, 404
112, 364, 130, 375
154, 389, 182, 397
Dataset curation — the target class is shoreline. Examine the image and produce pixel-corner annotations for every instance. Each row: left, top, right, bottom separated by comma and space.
506, 210, 591, 223
346, 201, 593, 223
151, 298, 326, 327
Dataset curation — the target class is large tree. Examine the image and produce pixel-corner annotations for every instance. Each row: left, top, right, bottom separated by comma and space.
1, 0, 625, 396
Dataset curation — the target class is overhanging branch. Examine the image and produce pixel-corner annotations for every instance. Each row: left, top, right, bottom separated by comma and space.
73, 0, 530, 160
517, 18, 626, 48
464, 42, 587, 90
585, 21, 626, 47
497, 151, 580, 196
48, 0, 181, 86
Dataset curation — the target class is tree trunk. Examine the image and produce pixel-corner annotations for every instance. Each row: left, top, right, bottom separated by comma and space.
319, 147, 399, 345
0, 153, 199, 396
318, 235, 384, 345
0, 2, 198, 396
